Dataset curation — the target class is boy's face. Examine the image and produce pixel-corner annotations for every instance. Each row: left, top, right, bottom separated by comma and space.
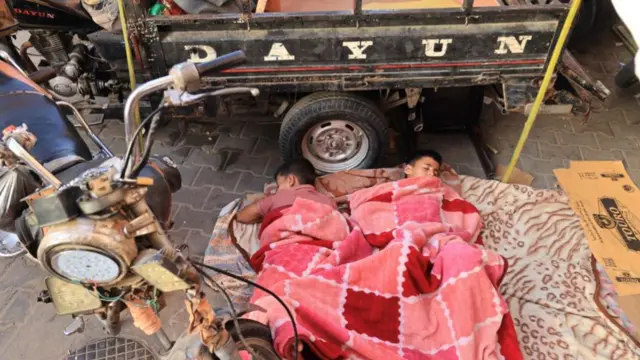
404, 156, 441, 178
275, 174, 298, 190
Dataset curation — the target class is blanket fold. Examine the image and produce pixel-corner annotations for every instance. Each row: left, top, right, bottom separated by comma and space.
247, 177, 522, 360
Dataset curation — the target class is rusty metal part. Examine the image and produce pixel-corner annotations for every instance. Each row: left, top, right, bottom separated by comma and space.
18, 41, 38, 73
124, 296, 162, 335
5, 137, 62, 187
37, 217, 138, 286
77, 188, 125, 215
185, 293, 225, 353
405, 87, 422, 109
558, 51, 610, 103
124, 213, 156, 237
96, 302, 123, 335
130, 33, 146, 70
125, 187, 174, 251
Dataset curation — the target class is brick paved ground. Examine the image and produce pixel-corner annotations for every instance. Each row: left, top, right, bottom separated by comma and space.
0, 35, 638, 359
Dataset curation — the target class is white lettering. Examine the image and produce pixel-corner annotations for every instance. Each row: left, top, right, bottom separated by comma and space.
422, 39, 453, 57
184, 45, 217, 63
494, 35, 532, 55
342, 41, 373, 60
264, 43, 295, 61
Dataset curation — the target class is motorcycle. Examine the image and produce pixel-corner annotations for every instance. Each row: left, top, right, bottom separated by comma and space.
0, 49, 281, 359
0, 0, 124, 101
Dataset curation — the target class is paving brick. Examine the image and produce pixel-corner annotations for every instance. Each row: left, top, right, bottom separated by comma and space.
151, 143, 192, 164
519, 155, 568, 175
236, 172, 272, 194
241, 122, 281, 139
226, 154, 269, 175
623, 150, 640, 170
168, 227, 190, 243
0, 289, 16, 316
609, 119, 640, 140
623, 109, 640, 126
629, 170, 640, 186
108, 137, 127, 157
175, 132, 219, 148
595, 133, 639, 151
579, 147, 625, 161
486, 135, 541, 158
0, 292, 31, 326
177, 165, 201, 187
203, 122, 245, 137
253, 137, 281, 157
203, 187, 241, 212
489, 124, 558, 146
0, 258, 46, 289
539, 141, 583, 161
173, 186, 212, 210
193, 167, 242, 191
188, 147, 226, 169
172, 206, 216, 234
186, 230, 212, 258
214, 134, 257, 154
97, 120, 126, 138
570, 118, 615, 137
556, 131, 599, 149
264, 157, 282, 178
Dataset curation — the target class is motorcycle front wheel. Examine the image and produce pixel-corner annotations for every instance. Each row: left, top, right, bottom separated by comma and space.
219, 319, 280, 360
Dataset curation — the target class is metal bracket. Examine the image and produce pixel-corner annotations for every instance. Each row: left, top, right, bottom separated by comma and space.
164, 87, 260, 107
63, 317, 85, 336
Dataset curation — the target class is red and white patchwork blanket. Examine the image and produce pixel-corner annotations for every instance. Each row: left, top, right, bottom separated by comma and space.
247, 177, 522, 359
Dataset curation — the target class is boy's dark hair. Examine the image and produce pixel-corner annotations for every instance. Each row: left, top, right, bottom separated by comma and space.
406, 149, 443, 166
274, 158, 317, 185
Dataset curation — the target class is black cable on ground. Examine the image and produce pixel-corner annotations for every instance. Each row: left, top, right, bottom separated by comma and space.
190, 260, 299, 360
192, 264, 260, 359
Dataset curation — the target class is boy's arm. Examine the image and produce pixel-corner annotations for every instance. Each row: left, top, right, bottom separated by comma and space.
236, 202, 263, 224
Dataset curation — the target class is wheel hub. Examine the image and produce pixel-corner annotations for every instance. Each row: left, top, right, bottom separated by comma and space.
302, 120, 370, 173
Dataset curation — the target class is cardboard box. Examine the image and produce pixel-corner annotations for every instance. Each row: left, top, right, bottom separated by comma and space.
555, 161, 640, 337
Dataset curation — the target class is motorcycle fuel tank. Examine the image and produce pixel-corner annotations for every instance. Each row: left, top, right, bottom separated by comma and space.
9, 0, 99, 32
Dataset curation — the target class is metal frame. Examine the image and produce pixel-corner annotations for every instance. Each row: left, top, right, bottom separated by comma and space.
123, 2, 570, 92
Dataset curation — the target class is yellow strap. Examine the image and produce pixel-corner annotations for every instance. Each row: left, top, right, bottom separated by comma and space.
116, 0, 144, 152
502, 0, 582, 183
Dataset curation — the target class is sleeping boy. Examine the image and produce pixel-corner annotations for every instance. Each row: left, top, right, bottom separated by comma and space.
236, 158, 337, 224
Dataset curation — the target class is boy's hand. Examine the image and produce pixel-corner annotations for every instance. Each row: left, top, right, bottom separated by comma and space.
236, 202, 262, 224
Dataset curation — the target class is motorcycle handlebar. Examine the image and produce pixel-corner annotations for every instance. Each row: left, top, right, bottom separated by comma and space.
195, 50, 247, 77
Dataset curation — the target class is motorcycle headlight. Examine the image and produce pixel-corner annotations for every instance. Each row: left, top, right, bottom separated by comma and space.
50, 249, 121, 283
37, 218, 138, 286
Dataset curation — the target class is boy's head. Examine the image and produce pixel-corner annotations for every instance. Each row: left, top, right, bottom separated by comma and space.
274, 158, 317, 189
404, 150, 443, 178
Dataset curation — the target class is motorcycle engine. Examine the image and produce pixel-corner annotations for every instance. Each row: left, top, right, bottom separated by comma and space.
28, 30, 119, 98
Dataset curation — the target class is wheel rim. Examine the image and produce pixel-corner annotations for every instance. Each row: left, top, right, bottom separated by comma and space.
301, 120, 370, 173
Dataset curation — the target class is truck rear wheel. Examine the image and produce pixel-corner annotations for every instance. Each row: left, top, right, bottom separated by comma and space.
279, 92, 388, 173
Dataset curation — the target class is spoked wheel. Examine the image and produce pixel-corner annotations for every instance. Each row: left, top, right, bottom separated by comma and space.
279, 92, 388, 173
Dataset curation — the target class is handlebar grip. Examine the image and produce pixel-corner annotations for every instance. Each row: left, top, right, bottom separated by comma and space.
195, 50, 247, 76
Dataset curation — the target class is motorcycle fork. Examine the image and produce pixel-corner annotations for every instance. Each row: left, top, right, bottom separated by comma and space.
95, 301, 122, 335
